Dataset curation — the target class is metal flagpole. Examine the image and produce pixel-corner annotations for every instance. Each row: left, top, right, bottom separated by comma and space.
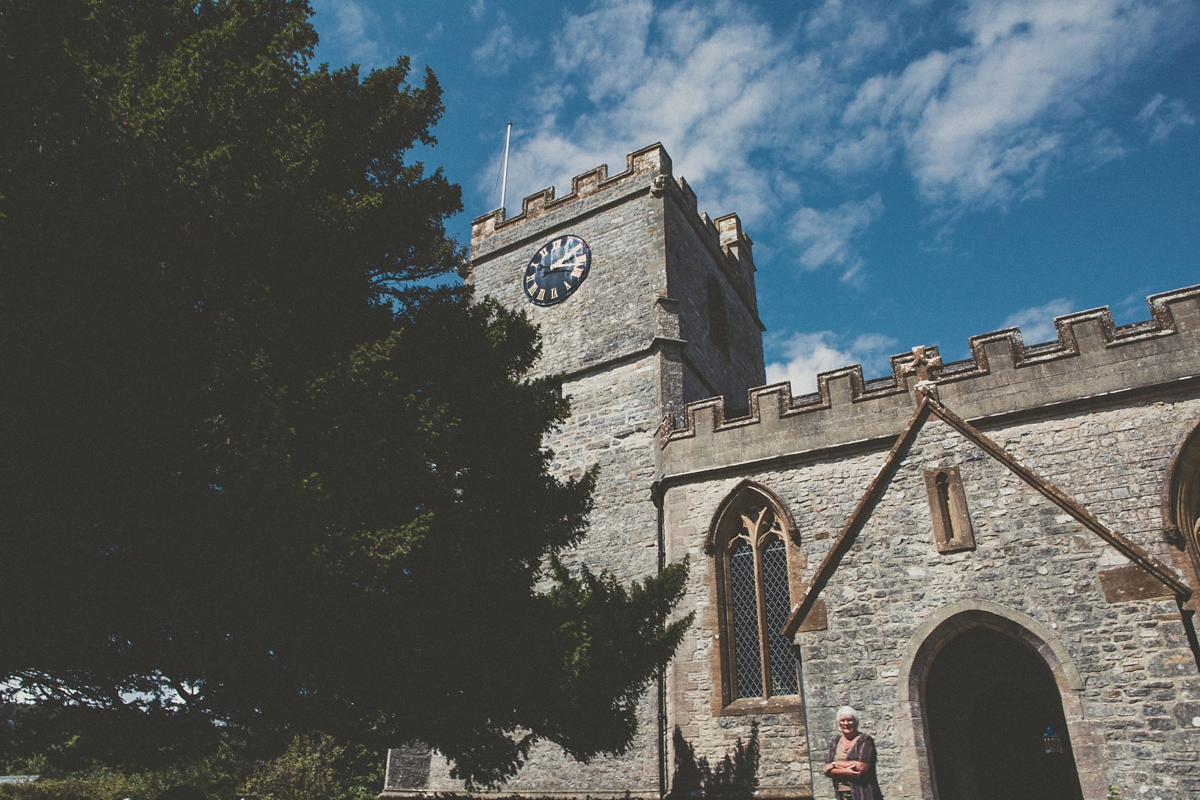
499, 122, 512, 213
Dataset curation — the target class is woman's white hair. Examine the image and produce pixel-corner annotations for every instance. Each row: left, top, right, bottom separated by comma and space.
836, 705, 859, 722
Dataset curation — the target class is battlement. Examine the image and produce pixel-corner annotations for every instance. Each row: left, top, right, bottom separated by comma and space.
658, 285, 1200, 475
470, 143, 671, 243
467, 143, 754, 281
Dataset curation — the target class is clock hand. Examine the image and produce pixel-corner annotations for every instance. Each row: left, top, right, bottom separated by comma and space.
548, 258, 581, 273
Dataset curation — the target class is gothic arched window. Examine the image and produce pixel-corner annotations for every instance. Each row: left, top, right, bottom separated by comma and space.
709, 483, 801, 710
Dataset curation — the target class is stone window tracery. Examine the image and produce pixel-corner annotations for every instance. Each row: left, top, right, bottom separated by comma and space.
710, 484, 801, 710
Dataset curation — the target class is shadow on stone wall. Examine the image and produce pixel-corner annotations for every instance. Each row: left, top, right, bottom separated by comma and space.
667, 723, 758, 800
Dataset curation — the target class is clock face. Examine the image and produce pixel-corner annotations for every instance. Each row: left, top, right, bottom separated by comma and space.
523, 234, 591, 306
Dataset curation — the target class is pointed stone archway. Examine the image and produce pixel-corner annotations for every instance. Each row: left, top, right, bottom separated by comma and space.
1162, 415, 1200, 609
924, 625, 1084, 800
893, 600, 1108, 800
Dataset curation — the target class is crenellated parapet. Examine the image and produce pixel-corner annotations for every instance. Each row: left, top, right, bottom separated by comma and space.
665, 175, 756, 281
466, 143, 755, 286
470, 144, 672, 245
658, 285, 1200, 475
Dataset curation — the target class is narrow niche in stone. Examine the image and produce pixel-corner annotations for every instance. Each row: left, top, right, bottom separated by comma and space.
923, 465, 975, 553
706, 274, 730, 356
710, 484, 801, 710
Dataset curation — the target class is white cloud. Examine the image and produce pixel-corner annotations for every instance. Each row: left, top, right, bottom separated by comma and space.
788, 195, 884, 282
427, 21, 443, 40
824, 126, 893, 175
473, 21, 538, 75
1113, 286, 1163, 323
765, 331, 898, 395
470, 0, 487, 20
844, 0, 1191, 211
1136, 93, 1197, 143
312, 0, 387, 70
494, 0, 819, 226
1002, 298, 1075, 344
485, 0, 1195, 272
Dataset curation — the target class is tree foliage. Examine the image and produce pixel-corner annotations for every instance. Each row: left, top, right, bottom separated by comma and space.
0, 706, 377, 800
0, 706, 250, 800
0, 0, 690, 787
241, 731, 381, 800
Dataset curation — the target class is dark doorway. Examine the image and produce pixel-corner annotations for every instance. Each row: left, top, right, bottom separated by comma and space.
924, 625, 1084, 800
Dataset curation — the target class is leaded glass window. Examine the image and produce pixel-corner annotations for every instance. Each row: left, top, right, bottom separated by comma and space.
717, 488, 800, 703
762, 538, 798, 696
729, 540, 763, 698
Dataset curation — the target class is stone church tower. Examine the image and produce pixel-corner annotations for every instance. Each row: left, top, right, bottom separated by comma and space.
384, 144, 767, 798
383, 144, 1200, 800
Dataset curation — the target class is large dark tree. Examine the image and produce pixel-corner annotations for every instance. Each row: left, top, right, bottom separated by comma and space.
0, 0, 689, 786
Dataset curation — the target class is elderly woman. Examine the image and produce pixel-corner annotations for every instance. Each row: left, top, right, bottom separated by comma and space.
823, 706, 883, 800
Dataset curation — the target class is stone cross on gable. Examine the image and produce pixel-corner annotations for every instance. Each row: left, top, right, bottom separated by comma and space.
900, 345, 942, 400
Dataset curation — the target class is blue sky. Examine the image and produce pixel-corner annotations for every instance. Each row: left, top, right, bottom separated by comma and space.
310, 0, 1199, 394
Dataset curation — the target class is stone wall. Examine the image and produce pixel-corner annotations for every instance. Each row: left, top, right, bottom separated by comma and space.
662, 188, 765, 410
665, 475, 820, 799
659, 286, 1200, 478
467, 160, 668, 381
422, 353, 666, 797
398, 140, 1200, 800
415, 143, 765, 799
548, 356, 664, 581
468, 141, 765, 405
661, 393, 1200, 800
